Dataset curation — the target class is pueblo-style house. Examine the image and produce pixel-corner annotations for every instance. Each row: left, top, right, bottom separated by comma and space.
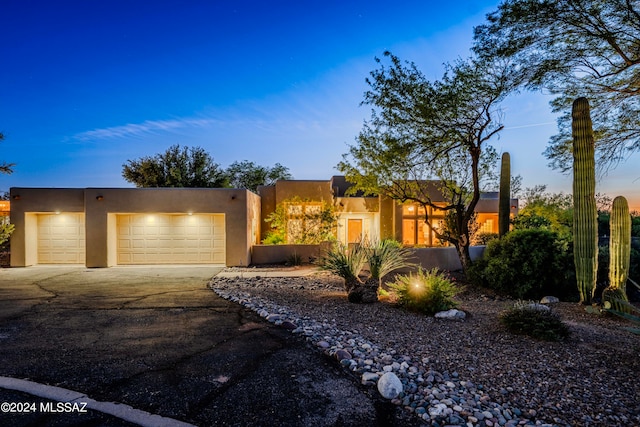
9, 176, 517, 268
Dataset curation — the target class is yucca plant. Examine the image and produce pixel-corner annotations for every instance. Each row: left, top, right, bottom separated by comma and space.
316, 237, 414, 303
315, 241, 367, 291
366, 238, 415, 284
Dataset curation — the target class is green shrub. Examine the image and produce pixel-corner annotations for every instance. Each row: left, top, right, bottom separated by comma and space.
472, 232, 499, 245
470, 229, 576, 300
0, 223, 14, 246
388, 268, 459, 315
500, 301, 570, 341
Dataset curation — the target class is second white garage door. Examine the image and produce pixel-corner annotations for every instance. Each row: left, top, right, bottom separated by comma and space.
116, 214, 225, 265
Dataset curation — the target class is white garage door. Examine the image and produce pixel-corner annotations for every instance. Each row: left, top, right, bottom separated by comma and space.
116, 214, 225, 265
37, 213, 86, 264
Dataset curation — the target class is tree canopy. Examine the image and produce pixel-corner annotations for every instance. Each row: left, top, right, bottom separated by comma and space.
474, 0, 640, 171
338, 52, 518, 274
122, 145, 293, 190
226, 160, 292, 193
122, 144, 228, 188
0, 132, 15, 175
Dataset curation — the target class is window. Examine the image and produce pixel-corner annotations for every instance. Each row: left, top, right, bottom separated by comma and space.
401, 203, 447, 246
284, 202, 329, 243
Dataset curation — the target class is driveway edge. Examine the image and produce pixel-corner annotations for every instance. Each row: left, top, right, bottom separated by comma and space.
0, 376, 196, 427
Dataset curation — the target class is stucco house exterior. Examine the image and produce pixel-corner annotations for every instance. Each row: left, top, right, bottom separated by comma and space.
9, 176, 516, 267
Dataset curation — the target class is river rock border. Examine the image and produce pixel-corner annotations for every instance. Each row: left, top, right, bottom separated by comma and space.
211, 279, 555, 427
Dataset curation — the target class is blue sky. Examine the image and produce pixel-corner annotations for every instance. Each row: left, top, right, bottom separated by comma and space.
2, 0, 639, 209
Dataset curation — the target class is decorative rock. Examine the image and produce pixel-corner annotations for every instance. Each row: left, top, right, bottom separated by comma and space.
434, 309, 466, 319
526, 303, 551, 312
316, 340, 330, 349
334, 349, 352, 361
362, 372, 379, 385
280, 320, 297, 330
377, 372, 403, 399
540, 296, 560, 304
428, 403, 448, 417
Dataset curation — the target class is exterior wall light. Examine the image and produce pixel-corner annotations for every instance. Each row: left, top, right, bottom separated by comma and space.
12, 195, 20, 200
96, 195, 104, 201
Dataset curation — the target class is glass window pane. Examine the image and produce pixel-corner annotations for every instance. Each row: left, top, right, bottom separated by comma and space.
402, 220, 415, 245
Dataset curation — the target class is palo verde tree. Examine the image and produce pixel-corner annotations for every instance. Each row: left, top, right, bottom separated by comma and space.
122, 144, 228, 188
0, 132, 15, 175
226, 160, 292, 193
338, 53, 518, 276
474, 0, 640, 171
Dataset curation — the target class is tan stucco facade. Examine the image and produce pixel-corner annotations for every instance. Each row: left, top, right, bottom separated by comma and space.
10, 187, 260, 267
9, 177, 516, 267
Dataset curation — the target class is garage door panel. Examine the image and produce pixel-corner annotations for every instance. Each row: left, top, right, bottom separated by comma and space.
37, 213, 86, 264
117, 214, 225, 265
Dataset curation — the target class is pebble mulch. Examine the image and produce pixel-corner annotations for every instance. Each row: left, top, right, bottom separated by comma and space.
210, 274, 640, 427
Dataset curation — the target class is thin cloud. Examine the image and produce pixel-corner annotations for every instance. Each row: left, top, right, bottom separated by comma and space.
73, 117, 221, 141
504, 122, 555, 131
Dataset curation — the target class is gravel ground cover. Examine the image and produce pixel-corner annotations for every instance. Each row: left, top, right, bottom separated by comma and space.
210, 270, 640, 427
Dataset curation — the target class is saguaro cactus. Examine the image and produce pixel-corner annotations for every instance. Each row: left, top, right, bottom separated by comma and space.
572, 97, 598, 304
498, 152, 511, 237
608, 196, 631, 301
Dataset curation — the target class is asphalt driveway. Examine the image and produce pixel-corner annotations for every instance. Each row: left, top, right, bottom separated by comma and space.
0, 266, 415, 427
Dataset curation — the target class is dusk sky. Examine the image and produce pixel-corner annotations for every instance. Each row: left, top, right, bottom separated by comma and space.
2, 1, 639, 210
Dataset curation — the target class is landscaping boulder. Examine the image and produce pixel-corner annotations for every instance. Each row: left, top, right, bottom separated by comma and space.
377, 372, 403, 399
435, 309, 466, 320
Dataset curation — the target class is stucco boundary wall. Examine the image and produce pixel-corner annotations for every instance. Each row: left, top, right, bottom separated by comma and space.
252, 244, 486, 271
251, 244, 329, 265
405, 246, 486, 271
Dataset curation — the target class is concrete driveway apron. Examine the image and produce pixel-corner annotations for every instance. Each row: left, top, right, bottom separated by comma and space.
0, 266, 413, 427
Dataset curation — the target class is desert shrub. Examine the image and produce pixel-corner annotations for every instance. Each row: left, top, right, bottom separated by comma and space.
470, 229, 576, 300
0, 222, 14, 246
472, 232, 499, 245
500, 301, 570, 341
388, 268, 459, 315
286, 252, 302, 266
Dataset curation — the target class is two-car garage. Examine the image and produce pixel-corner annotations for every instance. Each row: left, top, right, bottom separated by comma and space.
34, 213, 225, 265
